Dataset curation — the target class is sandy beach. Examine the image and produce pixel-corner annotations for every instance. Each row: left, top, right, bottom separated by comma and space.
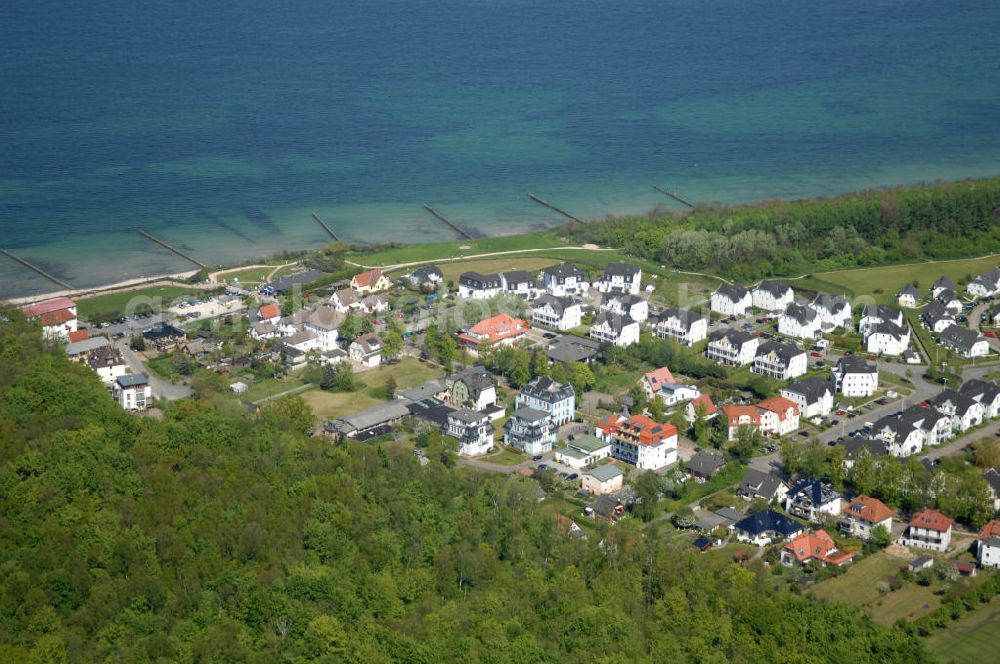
8, 270, 202, 306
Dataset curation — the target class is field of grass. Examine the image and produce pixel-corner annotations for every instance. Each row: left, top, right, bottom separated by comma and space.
436, 257, 560, 285
812, 255, 1000, 302
925, 598, 1000, 662
810, 550, 942, 624
348, 231, 568, 267
357, 358, 444, 391
480, 445, 528, 466
242, 377, 308, 402
78, 286, 211, 321
221, 266, 276, 284
299, 388, 383, 419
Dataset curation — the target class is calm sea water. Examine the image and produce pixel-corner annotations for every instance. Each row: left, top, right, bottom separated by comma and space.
2, 0, 1000, 295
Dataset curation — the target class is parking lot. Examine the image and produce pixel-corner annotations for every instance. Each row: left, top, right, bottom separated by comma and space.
168, 296, 244, 322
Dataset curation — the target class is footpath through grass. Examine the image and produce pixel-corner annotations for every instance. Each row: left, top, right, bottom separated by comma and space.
347, 231, 567, 267
925, 598, 1000, 662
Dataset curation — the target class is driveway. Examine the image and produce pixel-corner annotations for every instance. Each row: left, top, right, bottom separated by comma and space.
119, 345, 193, 401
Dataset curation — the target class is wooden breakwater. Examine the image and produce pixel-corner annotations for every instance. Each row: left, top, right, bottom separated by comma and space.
138, 230, 207, 269
527, 193, 584, 223
0, 248, 73, 290
652, 185, 694, 208
423, 204, 473, 240
311, 212, 342, 242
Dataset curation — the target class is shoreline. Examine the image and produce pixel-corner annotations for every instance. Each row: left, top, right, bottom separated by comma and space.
8, 270, 202, 306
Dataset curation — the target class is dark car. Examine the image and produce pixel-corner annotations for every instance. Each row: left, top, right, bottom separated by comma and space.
537, 464, 548, 470
830, 419, 839, 425
543, 332, 557, 339
532, 455, 543, 461
798, 430, 809, 437
568, 473, 578, 480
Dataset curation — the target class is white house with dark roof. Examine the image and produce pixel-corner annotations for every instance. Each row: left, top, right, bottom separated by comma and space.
654, 307, 707, 346
408, 265, 443, 288
960, 379, 1000, 419
540, 264, 589, 297
752, 280, 794, 313
932, 389, 984, 432
599, 292, 648, 323
736, 468, 789, 503
935, 288, 963, 313
733, 509, 803, 546
939, 325, 990, 358
706, 329, 759, 366
330, 287, 360, 313
597, 263, 642, 295
303, 306, 345, 351
710, 284, 751, 317
444, 408, 495, 456
866, 321, 911, 356
832, 356, 878, 397
753, 340, 807, 381
921, 301, 955, 333
349, 333, 383, 367
500, 270, 536, 297
931, 276, 955, 298
114, 374, 151, 411
785, 479, 842, 523
871, 405, 952, 457
781, 376, 834, 418
778, 302, 822, 340
897, 283, 920, 308
984, 470, 1000, 512
810, 294, 852, 330
516, 376, 575, 425
859, 304, 904, 336
458, 272, 502, 300
590, 312, 639, 347
968, 268, 1000, 298
530, 294, 582, 331
503, 406, 556, 455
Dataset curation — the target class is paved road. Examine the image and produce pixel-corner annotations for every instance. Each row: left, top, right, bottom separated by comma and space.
967, 300, 1000, 353
119, 345, 193, 401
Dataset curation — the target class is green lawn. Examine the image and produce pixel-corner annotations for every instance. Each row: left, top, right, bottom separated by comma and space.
242, 377, 308, 402
221, 266, 276, 284
78, 286, 213, 321
358, 358, 444, 391
813, 255, 1000, 302
299, 388, 383, 419
925, 598, 1000, 662
480, 445, 528, 466
348, 230, 568, 267
810, 551, 942, 624
436, 257, 560, 285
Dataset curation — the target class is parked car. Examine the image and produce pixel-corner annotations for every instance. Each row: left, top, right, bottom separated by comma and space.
810, 351, 823, 358
986, 330, 997, 338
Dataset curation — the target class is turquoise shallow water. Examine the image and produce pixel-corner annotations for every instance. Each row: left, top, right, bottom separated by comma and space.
2, 0, 1000, 295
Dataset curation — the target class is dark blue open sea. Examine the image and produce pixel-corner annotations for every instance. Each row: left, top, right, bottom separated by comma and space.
2, 0, 1000, 295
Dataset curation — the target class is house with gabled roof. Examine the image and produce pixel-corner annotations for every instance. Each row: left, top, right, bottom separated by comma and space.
810, 294, 852, 330
935, 288, 963, 313
984, 468, 1000, 512
303, 305, 346, 351
931, 276, 955, 298
351, 268, 390, 293
348, 332, 383, 367
757, 397, 801, 437
685, 393, 718, 422
939, 324, 990, 358
257, 302, 282, 324
641, 366, 676, 400
710, 284, 751, 317
841, 495, 894, 540
600, 292, 648, 323
555, 434, 612, 469
781, 529, 855, 567
589, 312, 639, 347
752, 280, 794, 313
733, 509, 804, 547
530, 294, 582, 331
977, 520, 1000, 568
779, 302, 822, 340
753, 340, 807, 381
736, 468, 789, 503
458, 272, 502, 300
960, 379, 1000, 418
517, 376, 575, 425
967, 267, 1000, 298
540, 264, 589, 297
595, 413, 678, 470
899, 508, 953, 552
931, 389, 984, 432
597, 263, 642, 295
582, 464, 624, 495
503, 406, 555, 455
785, 479, 841, 523
865, 320, 911, 356
654, 307, 708, 346
500, 270, 536, 297
20, 297, 78, 340
706, 329, 759, 366
407, 265, 443, 288
686, 450, 726, 482
921, 300, 955, 333
781, 376, 834, 419
897, 283, 920, 308
832, 356, 878, 397
871, 404, 951, 457
458, 314, 530, 349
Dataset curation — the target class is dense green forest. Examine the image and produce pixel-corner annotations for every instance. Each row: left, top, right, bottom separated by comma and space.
567, 177, 1000, 280
0, 307, 929, 662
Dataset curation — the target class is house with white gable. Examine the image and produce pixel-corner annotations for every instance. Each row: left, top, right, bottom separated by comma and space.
706, 329, 759, 366
517, 376, 575, 425
935, 288, 963, 313
530, 294, 582, 331
810, 294, 852, 330
349, 333, 383, 368
899, 508, 953, 553
503, 406, 556, 455
114, 374, 152, 411
931, 389, 984, 433
540, 264, 589, 297
781, 376, 835, 419
589, 312, 639, 347
832, 356, 878, 397
444, 408, 495, 456
897, 283, 920, 308
871, 405, 951, 457
329, 288, 360, 313
303, 306, 346, 352
500, 270, 536, 297
921, 301, 955, 333
968, 268, 1000, 298
257, 302, 282, 325
654, 307, 707, 346
752, 279, 794, 313
360, 294, 390, 314
407, 265, 443, 289
87, 346, 128, 384
20, 298, 78, 341
599, 292, 648, 323
753, 340, 807, 381
865, 321, 911, 356
939, 325, 990, 358
930, 276, 955, 299
710, 284, 752, 317
597, 263, 642, 295
859, 304, 904, 336
785, 479, 842, 523
458, 271, 502, 300
960, 379, 1000, 419
778, 303, 822, 340
976, 520, 1000, 569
